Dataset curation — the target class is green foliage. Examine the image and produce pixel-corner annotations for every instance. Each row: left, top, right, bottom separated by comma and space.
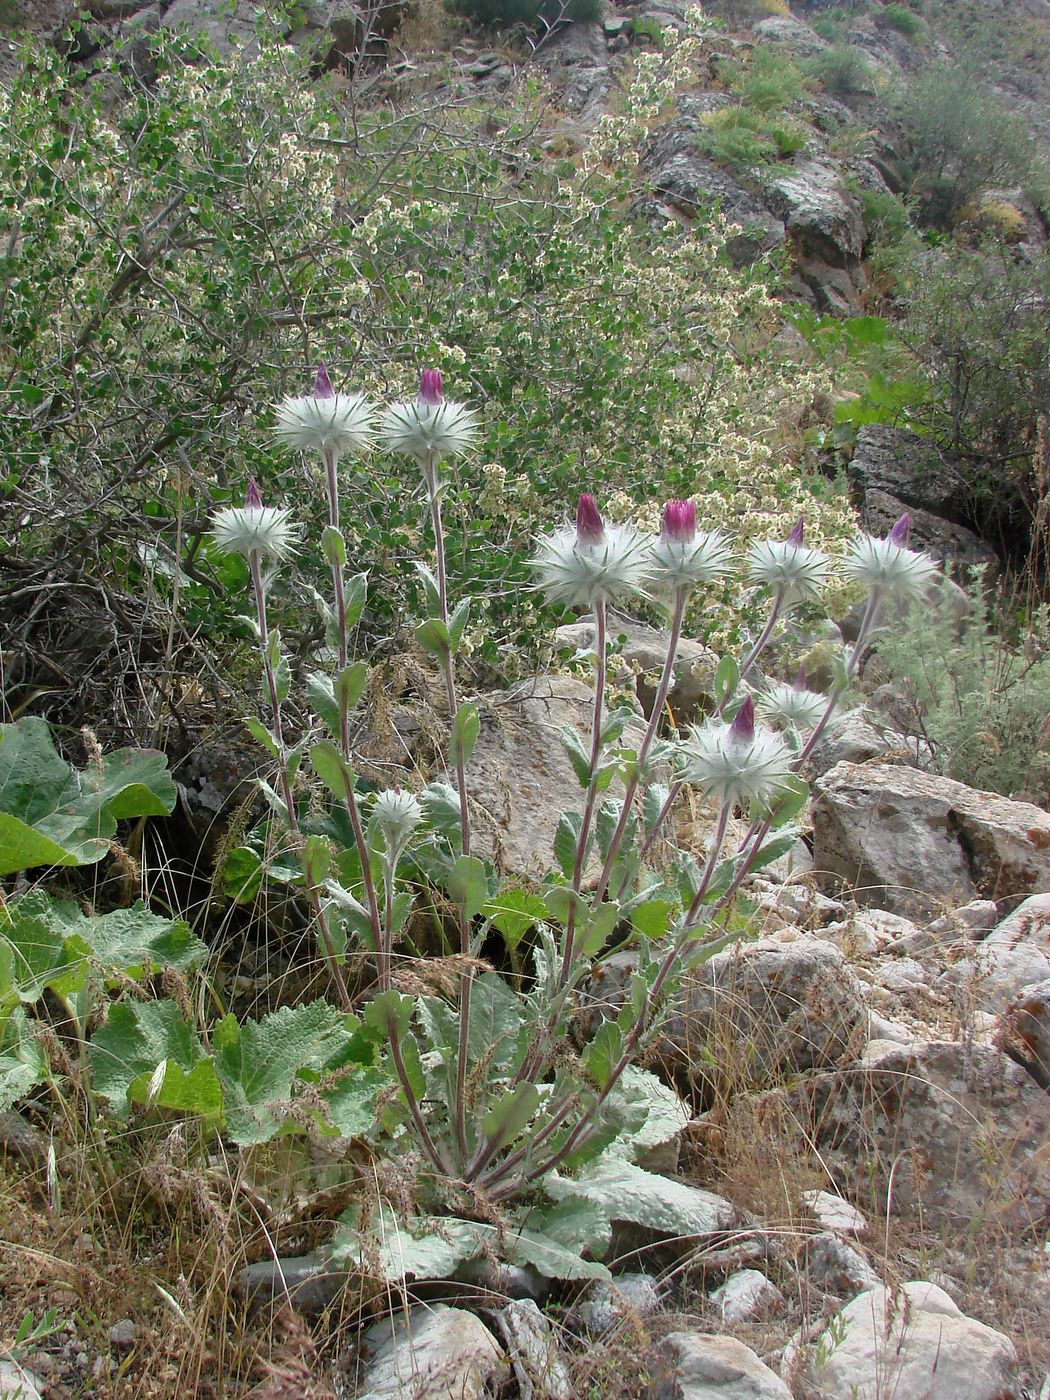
729, 47, 807, 114
890, 62, 1040, 226
877, 3, 924, 40
803, 43, 874, 97
700, 104, 808, 167
857, 186, 913, 247
0, 718, 176, 874
891, 239, 1050, 472
876, 587, 1050, 801
446, 0, 600, 27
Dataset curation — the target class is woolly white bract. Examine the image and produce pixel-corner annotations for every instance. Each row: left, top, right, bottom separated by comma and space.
650, 528, 734, 592
531, 522, 653, 609
679, 716, 793, 808
379, 398, 478, 464
757, 680, 828, 732
210, 503, 297, 561
843, 533, 937, 600
275, 391, 375, 459
746, 537, 828, 599
371, 788, 424, 856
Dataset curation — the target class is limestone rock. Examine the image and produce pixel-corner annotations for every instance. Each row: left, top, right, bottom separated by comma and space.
647, 1334, 792, 1400
995, 976, 1050, 1089
0, 1360, 44, 1400
753, 14, 828, 55
575, 1272, 664, 1333
792, 1039, 1050, 1230
763, 159, 865, 268
494, 1299, 573, 1400
802, 1232, 882, 1295
661, 936, 868, 1091
801, 1188, 867, 1237
896, 898, 999, 956
555, 613, 717, 724
860, 486, 1000, 577
811, 762, 1050, 917
802, 1281, 1019, 1400
709, 1268, 783, 1323
465, 675, 647, 881
353, 1305, 507, 1400
848, 424, 968, 522
807, 705, 920, 778
160, 0, 261, 57
966, 893, 1050, 1009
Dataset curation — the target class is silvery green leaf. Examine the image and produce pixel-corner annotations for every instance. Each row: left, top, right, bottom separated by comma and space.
344, 573, 369, 630
604, 1066, 689, 1163
546, 1155, 734, 1238
560, 726, 592, 787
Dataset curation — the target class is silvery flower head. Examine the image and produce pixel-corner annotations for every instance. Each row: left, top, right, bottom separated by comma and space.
371, 785, 424, 862
680, 695, 793, 809
210, 478, 298, 561
274, 364, 375, 461
379, 368, 479, 466
650, 498, 734, 593
746, 518, 829, 601
757, 667, 828, 733
531, 494, 653, 610
843, 513, 938, 601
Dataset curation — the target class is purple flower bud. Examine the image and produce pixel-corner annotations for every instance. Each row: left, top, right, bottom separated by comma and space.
662, 498, 697, 544
888, 513, 910, 547
314, 363, 335, 400
792, 664, 809, 690
245, 478, 263, 510
786, 517, 805, 547
576, 493, 605, 547
729, 695, 755, 744
418, 369, 443, 408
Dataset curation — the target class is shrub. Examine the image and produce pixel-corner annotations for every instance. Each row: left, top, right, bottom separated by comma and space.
857, 186, 913, 247
730, 46, 807, 114
877, 2, 923, 40
804, 43, 874, 96
876, 584, 1050, 803
890, 62, 1039, 226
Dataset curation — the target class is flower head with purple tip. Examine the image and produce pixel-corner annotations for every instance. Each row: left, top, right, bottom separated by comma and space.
275, 364, 374, 460
379, 369, 478, 466
679, 694, 793, 809
746, 517, 829, 601
843, 513, 937, 600
531, 494, 653, 609
650, 498, 734, 592
210, 478, 297, 561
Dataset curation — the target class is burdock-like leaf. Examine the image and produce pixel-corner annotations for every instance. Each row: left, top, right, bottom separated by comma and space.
89, 999, 220, 1119
0, 717, 176, 875
0, 1007, 48, 1113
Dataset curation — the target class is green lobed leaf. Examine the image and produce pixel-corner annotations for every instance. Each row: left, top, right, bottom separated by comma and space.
305, 673, 340, 734
482, 889, 548, 951
244, 716, 280, 760
310, 741, 355, 800
447, 597, 472, 652
577, 900, 621, 959
415, 617, 451, 658
582, 1020, 624, 1090
0, 1007, 49, 1113
445, 854, 489, 920
479, 1081, 540, 1152
89, 999, 214, 1118
343, 573, 369, 630
335, 661, 369, 713
0, 717, 176, 875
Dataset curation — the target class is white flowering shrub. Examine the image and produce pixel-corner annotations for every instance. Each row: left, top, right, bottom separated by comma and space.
1, 26, 857, 734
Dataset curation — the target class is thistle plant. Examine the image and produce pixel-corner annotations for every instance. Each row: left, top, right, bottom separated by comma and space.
214, 372, 937, 1260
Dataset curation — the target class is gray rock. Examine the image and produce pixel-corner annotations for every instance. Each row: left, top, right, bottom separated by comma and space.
643, 120, 787, 265
555, 613, 717, 724
964, 893, 1050, 1008
823, 909, 924, 956
160, 0, 262, 57
493, 1299, 572, 1400
995, 976, 1050, 1089
763, 159, 865, 267
466, 675, 648, 881
354, 1305, 507, 1400
860, 486, 1000, 578
811, 761, 1050, 917
807, 705, 920, 778
896, 898, 999, 956
575, 1272, 664, 1333
709, 1268, 783, 1323
453, 1258, 548, 1304
791, 1039, 1050, 1230
753, 14, 828, 55
848, 424, 967, 521
107, 1319, 137, 1348
801, 1188, 867, 1237
0, 1112, 49, 1168
237, 1251, 353, 1315
802, 1282, 1019, 1400
647, 1333, 792, 1400
803, 1232, 882, 1295
0, 1361, 44, 1400
662, 936, 868, 1092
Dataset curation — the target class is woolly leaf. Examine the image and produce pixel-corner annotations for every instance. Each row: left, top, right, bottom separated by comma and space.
0, 1007, 48, 1113
89, 999, 216, 1118
546, 1155, 733, 1239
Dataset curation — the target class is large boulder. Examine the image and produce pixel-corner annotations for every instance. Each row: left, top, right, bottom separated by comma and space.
791, 1039, 1050, 1231
555, 613, 717, 723
658, 935, 869, 1093
811, 762, 1050, 917
799, 1281, 1019, 1400
995, 976, 1050, 1089
352, 1305, 507, 1400
966, 893, 1050, 1007
465, 675, 647, 881
763, 159, 865, 267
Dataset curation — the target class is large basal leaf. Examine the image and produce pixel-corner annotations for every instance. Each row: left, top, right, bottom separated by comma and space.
0, 892, 86, 1005
604, 1066, 690, 1163
0, 717, 177, 875
329, 1204, 482, 1280
546, 1154, 734, 1239
213, 1001, 358, 1146
0, 1007, 48, 1113
502, 1225, 611, 1281
88, 999, 219, 1119
5, 890, 207, 982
